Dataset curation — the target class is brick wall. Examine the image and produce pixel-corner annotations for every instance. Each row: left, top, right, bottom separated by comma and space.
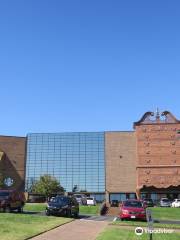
135, 124, 180, 190
105, 132, 136, 194
0, 136, 26, 191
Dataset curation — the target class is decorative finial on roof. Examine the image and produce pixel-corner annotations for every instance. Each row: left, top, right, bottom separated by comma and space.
133, 109, 180, 127
156, 107, 160, 120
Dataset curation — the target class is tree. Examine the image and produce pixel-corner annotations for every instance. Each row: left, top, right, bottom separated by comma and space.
72, 185, 78, 193
31, 175, 64, 199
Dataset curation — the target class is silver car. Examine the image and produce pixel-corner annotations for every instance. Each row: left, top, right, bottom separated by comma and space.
160, 198, 171, 207
73, 194, 87, 205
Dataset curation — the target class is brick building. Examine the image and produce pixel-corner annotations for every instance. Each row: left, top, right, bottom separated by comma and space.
134, 110, 180, 201
0, 110, 180, 202
0, 136, 26, 191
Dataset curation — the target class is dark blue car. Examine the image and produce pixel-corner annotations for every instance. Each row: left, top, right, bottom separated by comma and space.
46, 196, 79, 217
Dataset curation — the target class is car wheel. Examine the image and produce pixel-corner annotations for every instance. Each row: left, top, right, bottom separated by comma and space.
74, 212, 79, 218
45, 210, 51, 216
66, 209, 72, 218
18, 207, 23, 213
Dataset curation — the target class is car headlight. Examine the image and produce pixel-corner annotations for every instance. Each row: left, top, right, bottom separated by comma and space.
122, 210, 129, 214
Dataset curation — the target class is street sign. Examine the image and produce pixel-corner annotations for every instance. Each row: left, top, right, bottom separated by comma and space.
146, 209, 154, 240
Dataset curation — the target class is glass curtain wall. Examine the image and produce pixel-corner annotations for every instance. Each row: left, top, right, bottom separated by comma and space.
26, 132, 105, 193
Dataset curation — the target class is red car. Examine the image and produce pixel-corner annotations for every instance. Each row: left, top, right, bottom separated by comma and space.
119, 199, 146, 221
0, 190, 25, 213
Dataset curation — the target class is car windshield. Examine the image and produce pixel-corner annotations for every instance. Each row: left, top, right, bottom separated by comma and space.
161, 199, 169, 202
124, 201, 143, 208
74, 195, 82, 198
87, 198, 93, 200
0, 192, 10, 198
50, 197, 70, 205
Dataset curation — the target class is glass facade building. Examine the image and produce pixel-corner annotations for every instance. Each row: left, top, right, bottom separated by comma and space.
26, 132, 105, 195
3, 110, 180, 203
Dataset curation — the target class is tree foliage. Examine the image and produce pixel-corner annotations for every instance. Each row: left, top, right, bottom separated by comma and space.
72, 185, 78, 192
31, 175, 64, 198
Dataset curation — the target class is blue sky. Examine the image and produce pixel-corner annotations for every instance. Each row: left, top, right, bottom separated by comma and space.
0, 0, 180, 136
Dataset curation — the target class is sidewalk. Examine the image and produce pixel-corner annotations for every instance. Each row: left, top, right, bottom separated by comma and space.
30, 220, 108, 240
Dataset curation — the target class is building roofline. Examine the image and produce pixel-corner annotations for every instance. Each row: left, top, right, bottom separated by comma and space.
27, 131, 105, 135
134, 110, 180, 128
105, 130, 134, 133
27, 130, 134, 135
0, 135, 26, 139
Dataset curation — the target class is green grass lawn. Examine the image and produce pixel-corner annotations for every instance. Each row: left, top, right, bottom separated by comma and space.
24, 203, 100, 215
112, 220, 180, 229
96, 227, 180, 240
109, 207, 180, 240
149, 207, 180, 220
0, 213, 72, 240
79, 204, 100, 215
23, 203, 46, 212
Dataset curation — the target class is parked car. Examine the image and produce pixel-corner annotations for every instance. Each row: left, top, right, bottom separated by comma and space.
120, 200, 146, 221
86, 197, 96, 206
160, 198, 171, 207
110, 200, 119, 207
46, 195, 79, 217
171, 199, 180, 208
73, 194, 87, 205
142, 198, 154, 207
0, 190, 25, 213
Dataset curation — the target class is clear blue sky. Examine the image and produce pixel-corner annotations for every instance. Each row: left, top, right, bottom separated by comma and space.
0, 0, 180, 136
